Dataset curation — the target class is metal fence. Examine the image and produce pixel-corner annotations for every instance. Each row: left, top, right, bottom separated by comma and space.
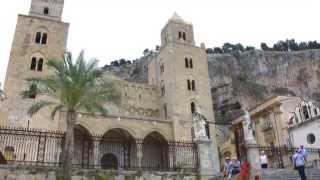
257, 145, 320, 169
0, 126, 198, 172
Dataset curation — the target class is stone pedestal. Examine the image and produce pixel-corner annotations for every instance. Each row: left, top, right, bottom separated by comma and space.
195, 139, 220, 179
246, 144, 261, 170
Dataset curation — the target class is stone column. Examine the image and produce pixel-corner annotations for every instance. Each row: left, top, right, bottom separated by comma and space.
196, 138, 220, 179
93, 140, 100, 169
136, 140, 143, 168
242, 110, 261, 169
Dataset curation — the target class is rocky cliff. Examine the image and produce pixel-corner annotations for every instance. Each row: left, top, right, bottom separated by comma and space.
106, 49, 320, 123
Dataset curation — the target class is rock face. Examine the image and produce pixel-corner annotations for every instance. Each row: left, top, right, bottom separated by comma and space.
104, 54, 150, 84
106, 49, 320, 123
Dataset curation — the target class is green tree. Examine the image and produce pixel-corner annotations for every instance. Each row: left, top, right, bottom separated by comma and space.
21, 51, 120, 180
260, 42, 270, 51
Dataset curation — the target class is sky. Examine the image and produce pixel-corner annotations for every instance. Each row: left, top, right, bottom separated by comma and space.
0, 0, 320, 87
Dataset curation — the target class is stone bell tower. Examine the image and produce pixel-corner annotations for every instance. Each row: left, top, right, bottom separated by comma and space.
148, 12, 220, 175
3, 0, 69, 98
148, 13, 215, 140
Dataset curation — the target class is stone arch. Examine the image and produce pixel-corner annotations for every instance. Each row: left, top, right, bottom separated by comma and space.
103, 125, 137, 139
73, 125, 94, 168
75, 120, 96, 136
100, 128, 137, 169
141, 129, 171, 143
4, 146, 15, 163
142, 131, 169, 170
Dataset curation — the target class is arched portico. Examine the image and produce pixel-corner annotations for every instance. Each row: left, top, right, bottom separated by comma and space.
73, 125, 94, 168
99, 128, 136, 169
142, 131, 169, 170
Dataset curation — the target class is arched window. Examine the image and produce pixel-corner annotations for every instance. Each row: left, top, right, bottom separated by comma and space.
191, 80, 196, 91
302, 105, 310, 120
191, 102, 196, 114
37, 58, 43, 71
30, 57, 37, 70
160, 63, 164, 74
183, 32, 186, 41
185, 58, 189, 68
43, 7, 49, 15
163, 103, 168, 119
178, 31, 182, 39
35, 32, 42, 44
4, 147, 15, 162
41, 33, 47, 45
189, 59, 193, 69
187, 80, 191, 90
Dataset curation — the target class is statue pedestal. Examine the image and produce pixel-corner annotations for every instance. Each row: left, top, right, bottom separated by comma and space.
246, 144, 261, 170
195, 139, 220, 179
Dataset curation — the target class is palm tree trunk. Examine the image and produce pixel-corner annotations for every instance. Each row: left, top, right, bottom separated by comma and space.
63, 110, 76, 180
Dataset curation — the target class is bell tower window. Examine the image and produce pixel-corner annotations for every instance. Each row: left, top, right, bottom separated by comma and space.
185, 58, 193, 69
35, 32, 48, 45
183, 32, 186, 41
164, 103, 168, 119
187, 80, 191, 90
43, 7, 49, 15
41, 33, 47, 45
37, 58, 44, 71
30, 57, 37, 70
185, 58, 189, 68
35, 32, 42, 44
178, 32, 182, 39
191, 80, 196, 91
191, 102, 196, 114
189, 59, 193, 69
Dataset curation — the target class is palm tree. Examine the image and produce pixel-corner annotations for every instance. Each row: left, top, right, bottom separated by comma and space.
21, 51, 120, 180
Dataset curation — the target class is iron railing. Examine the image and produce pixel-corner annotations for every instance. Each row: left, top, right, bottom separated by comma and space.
0, 126, 198, 172
256, 145, 320, 169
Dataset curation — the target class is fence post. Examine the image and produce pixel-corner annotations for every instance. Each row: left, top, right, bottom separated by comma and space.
36, 132, 47, 166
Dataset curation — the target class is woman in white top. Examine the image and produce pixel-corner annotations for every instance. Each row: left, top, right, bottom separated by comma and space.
260, 150, 268, 169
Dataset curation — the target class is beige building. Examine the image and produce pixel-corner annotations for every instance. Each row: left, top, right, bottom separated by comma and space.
220, 96, 318, 162
0, 0, 220, 172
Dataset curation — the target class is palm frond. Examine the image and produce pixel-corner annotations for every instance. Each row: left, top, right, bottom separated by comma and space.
22, 51, 120, 120
50, 104, 64, 120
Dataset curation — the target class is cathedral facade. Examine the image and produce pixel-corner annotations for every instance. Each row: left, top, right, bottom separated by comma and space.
0, 0, 220, 173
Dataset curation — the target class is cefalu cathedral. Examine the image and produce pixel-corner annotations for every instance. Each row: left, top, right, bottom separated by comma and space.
0, 0, 221, 176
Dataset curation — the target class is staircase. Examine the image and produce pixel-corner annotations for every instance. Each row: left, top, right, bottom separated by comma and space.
259, 169, 320, 180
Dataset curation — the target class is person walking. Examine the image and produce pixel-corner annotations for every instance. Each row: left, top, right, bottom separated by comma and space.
229, 157, 241, 178
292, 149, 307, 180
260, 150, 268, 169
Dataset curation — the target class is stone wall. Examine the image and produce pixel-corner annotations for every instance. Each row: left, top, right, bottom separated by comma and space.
0, 167, 198, 180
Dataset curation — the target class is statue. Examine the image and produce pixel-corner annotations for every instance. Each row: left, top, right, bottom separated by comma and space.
192, 107, 209, 141
242, 110, 256, 144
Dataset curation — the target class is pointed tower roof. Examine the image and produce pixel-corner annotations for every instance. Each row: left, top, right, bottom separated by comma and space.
170, 12, 184, 22
168, 12, 192, 24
